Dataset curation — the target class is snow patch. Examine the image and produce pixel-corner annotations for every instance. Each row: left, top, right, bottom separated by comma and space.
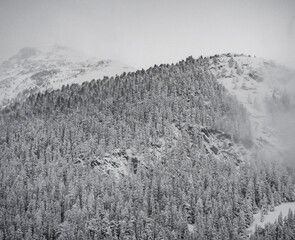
247, 202, 295, 235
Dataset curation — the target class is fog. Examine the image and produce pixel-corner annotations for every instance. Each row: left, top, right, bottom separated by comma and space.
273, 109, 295, 167
0, 0, 294, 69
265, 75, 295, 166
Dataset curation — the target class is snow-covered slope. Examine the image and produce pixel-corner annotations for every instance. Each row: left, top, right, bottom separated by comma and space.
247, 202, 295, 235
2, 50, 294, 161
0, 45, 134, 107
208, 54, 295, 157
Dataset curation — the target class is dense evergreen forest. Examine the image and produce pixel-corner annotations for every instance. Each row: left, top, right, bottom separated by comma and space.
0, 56, 295, 239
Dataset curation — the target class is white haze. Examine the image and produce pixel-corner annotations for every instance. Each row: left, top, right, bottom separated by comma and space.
0, 0, 294, 69
274, 109, 295, 165
265, 74, 295, 166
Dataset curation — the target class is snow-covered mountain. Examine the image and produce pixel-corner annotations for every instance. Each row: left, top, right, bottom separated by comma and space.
208, 53, 295, 158
2, 52, 295, 239
85, 54, 295, 175
1, 49, 294, 160
0, 45, 134, 107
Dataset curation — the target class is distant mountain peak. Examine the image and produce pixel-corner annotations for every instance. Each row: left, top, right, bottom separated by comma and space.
0, 46, 134, 108
16, 47, 39, 59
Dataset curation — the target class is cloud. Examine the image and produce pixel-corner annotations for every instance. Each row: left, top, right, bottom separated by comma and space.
0, 0, 294, 69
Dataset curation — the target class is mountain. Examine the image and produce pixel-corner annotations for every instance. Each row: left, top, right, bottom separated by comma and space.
0, 53, 295, 239
0, 45, 134, 107
208, 54, 295, 158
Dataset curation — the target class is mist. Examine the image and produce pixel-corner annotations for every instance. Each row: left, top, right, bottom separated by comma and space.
0, 0, 295, 69
273, 107, 295, 167
264, 72, 295, 167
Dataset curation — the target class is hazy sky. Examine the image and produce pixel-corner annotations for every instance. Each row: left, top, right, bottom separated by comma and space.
0, 0, 294, 69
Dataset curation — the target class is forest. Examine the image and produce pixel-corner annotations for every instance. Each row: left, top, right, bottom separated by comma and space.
0, 55, 295, 239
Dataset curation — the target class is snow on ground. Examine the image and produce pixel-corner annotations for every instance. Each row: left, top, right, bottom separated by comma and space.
247, 202, 295, 235
187, 224, 195, 233
0, 45, 135, 107
209, 54, 295, 156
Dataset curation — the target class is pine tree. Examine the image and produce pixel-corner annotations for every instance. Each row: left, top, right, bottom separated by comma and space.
270, 193, 275, 212
260, 211, 265, 223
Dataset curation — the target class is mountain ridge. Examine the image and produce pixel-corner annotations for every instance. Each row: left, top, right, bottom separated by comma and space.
2, 49, 295, 158
0, 45, 134, 108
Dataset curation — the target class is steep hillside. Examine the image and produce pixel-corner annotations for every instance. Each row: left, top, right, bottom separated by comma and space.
208, 54, 295, 158
0, 55, 294, 239
0, 45, 134, 108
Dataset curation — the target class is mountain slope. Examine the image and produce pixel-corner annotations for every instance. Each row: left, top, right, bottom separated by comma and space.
208, 54, 295, 158
0, 54, 295, 239
0, 45, 134, 107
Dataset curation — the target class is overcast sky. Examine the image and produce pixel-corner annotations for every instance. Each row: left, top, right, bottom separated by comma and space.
0, 0, 294, 69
